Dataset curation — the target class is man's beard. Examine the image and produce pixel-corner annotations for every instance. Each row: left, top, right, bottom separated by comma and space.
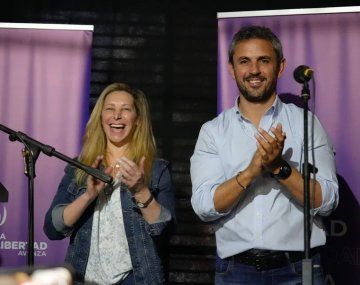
236, 77, 277, 103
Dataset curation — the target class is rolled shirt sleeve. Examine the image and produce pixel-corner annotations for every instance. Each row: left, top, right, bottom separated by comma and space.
308, 115, 339, 216
190, 123, 231, 222
51, 204, 74, 236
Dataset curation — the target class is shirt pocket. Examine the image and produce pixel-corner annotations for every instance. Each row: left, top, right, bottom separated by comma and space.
66, 182, 86, 198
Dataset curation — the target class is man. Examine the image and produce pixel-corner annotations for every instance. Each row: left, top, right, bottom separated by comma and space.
190, 25, 338, 284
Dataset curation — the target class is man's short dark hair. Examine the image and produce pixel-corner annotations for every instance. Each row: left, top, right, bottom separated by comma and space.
228, 25, 284, 66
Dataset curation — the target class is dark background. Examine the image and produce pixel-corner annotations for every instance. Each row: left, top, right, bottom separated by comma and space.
1, 1, 358, 284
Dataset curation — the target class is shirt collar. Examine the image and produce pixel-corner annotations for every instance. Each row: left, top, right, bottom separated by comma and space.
233, 95, 282, 120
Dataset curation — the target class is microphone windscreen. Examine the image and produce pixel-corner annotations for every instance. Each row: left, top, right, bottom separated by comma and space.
293, 65, 313, 83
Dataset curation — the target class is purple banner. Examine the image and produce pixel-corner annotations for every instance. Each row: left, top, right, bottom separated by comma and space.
0, 25, 92, 268
218, 8, 360, 284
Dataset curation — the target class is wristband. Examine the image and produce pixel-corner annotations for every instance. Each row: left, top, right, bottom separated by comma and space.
134, 193, 154, 208
235, 172, 247, 191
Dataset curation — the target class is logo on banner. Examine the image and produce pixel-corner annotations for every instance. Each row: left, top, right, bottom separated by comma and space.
0, 232, 48, 257
0, 205, 7, 226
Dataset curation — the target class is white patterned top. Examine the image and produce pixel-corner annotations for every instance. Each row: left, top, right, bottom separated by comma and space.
84, 181, 132, 284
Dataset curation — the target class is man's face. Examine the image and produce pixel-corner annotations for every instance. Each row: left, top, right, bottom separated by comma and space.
228, 38, 285, 103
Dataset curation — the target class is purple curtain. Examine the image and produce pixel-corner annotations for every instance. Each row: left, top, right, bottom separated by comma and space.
0, 25, 92, 267
218, 9, 360, 284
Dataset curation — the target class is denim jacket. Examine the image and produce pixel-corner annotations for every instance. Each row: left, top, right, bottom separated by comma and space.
44, 158, 176, 285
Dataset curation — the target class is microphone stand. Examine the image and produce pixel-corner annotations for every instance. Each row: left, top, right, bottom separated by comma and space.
0, 123, 113, 266
0, 181, 9, 202
300, 81, 313, 285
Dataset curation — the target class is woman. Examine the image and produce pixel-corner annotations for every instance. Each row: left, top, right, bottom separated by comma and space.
44, 83, 176, 285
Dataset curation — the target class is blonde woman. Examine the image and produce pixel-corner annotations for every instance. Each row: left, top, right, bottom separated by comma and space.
44, 83, 176, 285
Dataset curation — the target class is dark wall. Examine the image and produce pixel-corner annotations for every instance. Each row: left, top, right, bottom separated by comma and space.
1, 1, 358, 284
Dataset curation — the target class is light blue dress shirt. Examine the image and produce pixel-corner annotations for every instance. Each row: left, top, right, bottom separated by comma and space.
190, 96, 339, 259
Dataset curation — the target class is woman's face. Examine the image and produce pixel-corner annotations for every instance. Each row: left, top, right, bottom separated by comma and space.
101, 91, 138, 147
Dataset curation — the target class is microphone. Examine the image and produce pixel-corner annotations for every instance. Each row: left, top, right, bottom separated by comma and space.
293, 65, 313, 83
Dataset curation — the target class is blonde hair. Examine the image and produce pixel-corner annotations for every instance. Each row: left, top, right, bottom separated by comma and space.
75, 83, 156, 185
